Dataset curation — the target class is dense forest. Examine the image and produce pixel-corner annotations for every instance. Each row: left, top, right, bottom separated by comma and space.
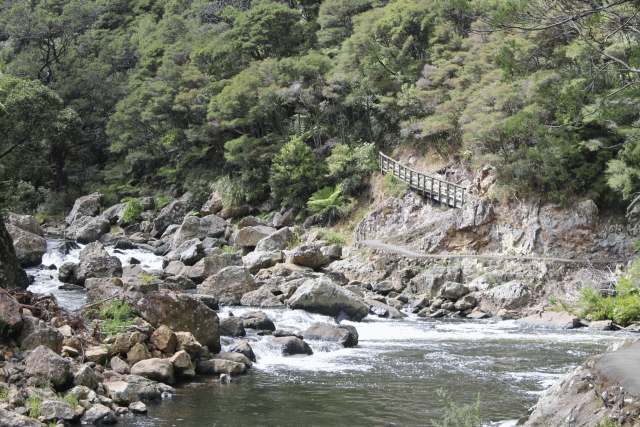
1, 0, 639, 217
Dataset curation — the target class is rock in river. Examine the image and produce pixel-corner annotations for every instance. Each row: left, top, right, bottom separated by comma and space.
287, 277, 369, 321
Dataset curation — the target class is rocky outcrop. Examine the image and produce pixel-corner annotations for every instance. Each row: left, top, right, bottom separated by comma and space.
289, 243, 331, 270
5, 223, 47, 267
233, 225, 277, 248
6, 213, 44, 236
477, 281, 531, 313
135, 290, 221, 352
152, 193, 191, 237
67, 215, 110, 243
242, 250, 283, 274
287, 277, 369, 321
65, 192, 102, 225
76, 242, 123, 285
197, 266, 257, 305
172, 214, 227, 248
0, 221, 28, 288
255, 227, 294, 252
526, 341, 640, 426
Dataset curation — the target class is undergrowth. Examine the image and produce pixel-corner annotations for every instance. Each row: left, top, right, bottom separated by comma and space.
99, 300, 136, 336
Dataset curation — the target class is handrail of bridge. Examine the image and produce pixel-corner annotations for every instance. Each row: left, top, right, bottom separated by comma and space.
378, 152, 466, 208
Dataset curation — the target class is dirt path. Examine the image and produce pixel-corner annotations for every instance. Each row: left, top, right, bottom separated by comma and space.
359, 239, 626, 266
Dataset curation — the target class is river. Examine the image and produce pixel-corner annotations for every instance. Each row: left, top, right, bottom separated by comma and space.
26, 240, 629, 426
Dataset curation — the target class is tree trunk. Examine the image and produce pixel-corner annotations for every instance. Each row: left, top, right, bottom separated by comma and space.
0, 218, 28, 289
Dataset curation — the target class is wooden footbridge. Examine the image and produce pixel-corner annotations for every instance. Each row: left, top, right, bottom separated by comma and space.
379, 152, 466, 208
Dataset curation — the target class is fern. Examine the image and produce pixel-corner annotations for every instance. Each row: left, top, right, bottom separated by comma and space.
307, 185, 353, 224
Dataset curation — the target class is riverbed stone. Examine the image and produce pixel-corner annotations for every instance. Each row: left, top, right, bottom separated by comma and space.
7, 213, 44, 236
233, 225, 277, 248
519, 311, 582, 329
255, 227, 294, 252
242, 250, 283, 274
175, 332, 204, 357
196, 358, 247, 376
197, 266, 257, 306
104, 375, 175, 405
240, 286, 285, 308
19, 316, 64, 353
439, 282, 470, 301
272, 336, 313, 356
58, 261, 78, 283
110, 356, 130, 375
131, 358, 175, 384
0, 291, 23, 334
303, 322, 358, 347
135, 290, 221, 353
228, 340, 256, 362
40, 399, 75, 422
5, 223, 47, 267
172, 214, 227, 249
239, 311, 275, 331
127, 343, 151, 365
151, 194, 191, 237
364, 298, 405, 319
220, 317, 246, 337
81, 403, 116, 424
289, 244, 331, 270
69, 215, 111, 243
66, 193, 102, 224
25, 345, 72, 390
287, 277, 369, 321
150, 325, 177, 354
73, 364, 100, 390
588, 320, 615, 330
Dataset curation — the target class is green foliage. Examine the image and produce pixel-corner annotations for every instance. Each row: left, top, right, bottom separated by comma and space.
270, 136, 326, 209
315, 229, 348, 246
433, 389, 482, 427
211, 176, 245, 210
220, 245, 239, 254
383, 173, 409, 198
0, 386, 8, 401
60, 393, 79, 408
99, 300, 136, 336
122, 198, 143, 224
27, 395, 42, 419
579, 260, 640, 326
327, 143, 377, 196
307, 185, 354, 224
155, 195, 171, 210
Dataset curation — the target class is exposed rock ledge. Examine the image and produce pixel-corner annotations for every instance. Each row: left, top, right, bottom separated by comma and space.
525, 340, 640, 426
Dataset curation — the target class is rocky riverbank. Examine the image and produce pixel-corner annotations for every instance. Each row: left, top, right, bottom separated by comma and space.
1, 185, 639, 425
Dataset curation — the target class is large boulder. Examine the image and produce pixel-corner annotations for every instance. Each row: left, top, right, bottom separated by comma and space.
233, 225, 277, 248
151, 194, 191, 237
439, 282, 470, 301
135, 290, 221, 352
0, 291, 23, 334
104, 374, 175, 405
6, 213, 44, 236
287, 277, 369, 321
303, 322, 358, 347
0, 221, 29, 288
166, 238, 204, 266
24, 345, 72, 390
219, 317, 246, 337
240, 311, 275, 331
188, 251, 243, 282
255, 227, 294, 252
0, 408, 45, 426
477, 281, 531, 313
68, 215, 110, 243
519, 311, 582, 329
66, 192, 102, 225
240, 286, 285, 308
18, 316, 63, 352
172, 214, 227, 248
201, 191, 223, 215
290, 244, 331, 270
101, 202, 127, 225
242, 250, 283, 274
5, 223, 47, 267
76, 246, 122, 286
131, 358, 175, 384
196, 358, 247, 376
197, 266, 257, 305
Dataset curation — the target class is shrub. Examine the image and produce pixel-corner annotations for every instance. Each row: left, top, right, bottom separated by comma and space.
383, 173, 408, 198
27, 395, 42, 418
211, 176, 245, 210
155, 195, 171, 209
433, 389, 482, 427
122, 198, 143, 224
307, 185, 354, 224
270, 136, 326, 209
315, 229, 348, 246
99, 300, 136, 336
579, 261, 640, 326
0, 386, 8, 401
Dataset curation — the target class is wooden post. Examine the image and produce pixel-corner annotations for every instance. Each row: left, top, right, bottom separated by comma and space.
438, 181, 442, 202
446, 183, 450, 206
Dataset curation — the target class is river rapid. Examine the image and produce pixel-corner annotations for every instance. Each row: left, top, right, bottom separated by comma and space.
26, 240, 630, 426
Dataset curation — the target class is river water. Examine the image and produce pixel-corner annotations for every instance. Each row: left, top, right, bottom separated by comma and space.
26, 241, 629, 426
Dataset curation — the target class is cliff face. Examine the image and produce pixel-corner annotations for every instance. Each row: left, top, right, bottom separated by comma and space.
0, 219, 28, 289
525, 340, 640, 426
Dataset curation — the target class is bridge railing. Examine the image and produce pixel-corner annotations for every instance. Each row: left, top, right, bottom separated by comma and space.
379, 152, 466, 208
